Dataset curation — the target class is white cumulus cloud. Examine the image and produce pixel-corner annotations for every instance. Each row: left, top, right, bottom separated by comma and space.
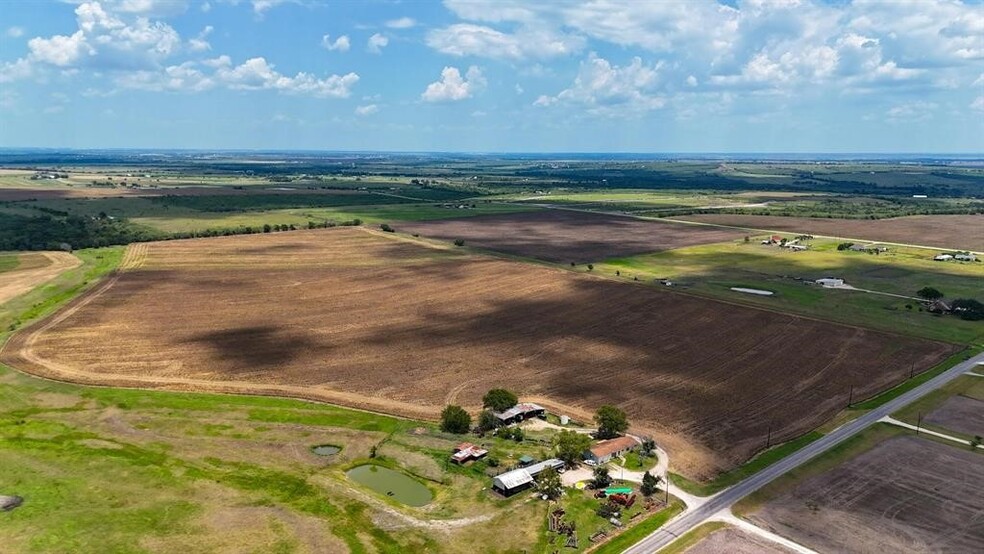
385, 17, 416, 29
421, 65, 485, 102
355, 103, 379, 115
536, 53, 665, 116
367, 33, 388, 54
322, 34, 350, 52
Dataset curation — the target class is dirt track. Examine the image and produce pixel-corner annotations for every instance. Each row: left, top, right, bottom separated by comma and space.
674, 214, 984, 252
0, 251, 80, 305
0, 228, 955, 479
400, 210, 746, 262
749, 435, 984, 553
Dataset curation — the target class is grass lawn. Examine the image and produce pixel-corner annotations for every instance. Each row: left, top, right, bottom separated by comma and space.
614, 451, 657, 471
598, 237, 984, 344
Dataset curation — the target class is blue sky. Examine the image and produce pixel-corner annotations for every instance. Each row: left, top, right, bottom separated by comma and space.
1, 0, 982, 152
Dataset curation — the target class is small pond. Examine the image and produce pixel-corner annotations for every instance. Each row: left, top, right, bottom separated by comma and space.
311, 445, 341, 457
346, 464, 433, 507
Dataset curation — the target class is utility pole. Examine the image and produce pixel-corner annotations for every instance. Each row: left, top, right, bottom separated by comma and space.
916, 412, 922, 435
848, 385, 854, 407
909, 361, 915, 379
664, 469, 669, 505
766, 420, 773, 449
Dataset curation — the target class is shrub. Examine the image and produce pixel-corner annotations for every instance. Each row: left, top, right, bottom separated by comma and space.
440, 405, 471, 434
453, 239, 465, 247
379, 223, 395, 233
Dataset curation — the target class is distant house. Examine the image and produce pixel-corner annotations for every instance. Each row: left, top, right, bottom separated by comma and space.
770, 235, 783, 243
583, 436, 640, 465
927, 299, 953, 314
955, 253, 977, 262
492, 458, 564, 496
934, 254, 953, 261
848, 244, 868, 252
786, 244, 809, 251
816, 278, 845, 288
494, 402, 546, 426
451, 442, 488, 464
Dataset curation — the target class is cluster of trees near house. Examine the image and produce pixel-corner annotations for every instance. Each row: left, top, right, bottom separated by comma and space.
916, 287, 984, 321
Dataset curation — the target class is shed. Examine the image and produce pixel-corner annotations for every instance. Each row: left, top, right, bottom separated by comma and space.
492, 458, 563, 496
493, 402, 546, 425
934, 254, 953, 261
816, 278, 845, 288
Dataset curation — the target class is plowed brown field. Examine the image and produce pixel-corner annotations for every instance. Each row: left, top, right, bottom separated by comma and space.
674, 214, 984, 251
1, 228, 955, 479
400, 210, 746, 262
749, 435, 984, 553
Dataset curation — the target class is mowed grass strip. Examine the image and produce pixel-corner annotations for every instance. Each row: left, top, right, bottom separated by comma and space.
3, 226, 956, 480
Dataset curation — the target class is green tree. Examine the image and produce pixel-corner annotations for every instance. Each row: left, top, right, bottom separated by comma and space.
640, 471, 661, 497
537, 467, 563, 500
453, 239, 465, 247
640, 437, 656, 458
952, 298, 984, 321
594, 405, 629, 439
916, 287, 943, 300
440, 405, 471, 434
482, 388, 518, 412
379, 223, 395, 232
591, 466, 612, 489
553, 430, 592, 467
477, 409, 498, 433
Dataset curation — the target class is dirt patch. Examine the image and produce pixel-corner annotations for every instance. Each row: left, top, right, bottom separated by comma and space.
400, 210, 746, 262
33, 392, 81, 409
683, 526, 793, 554
924, 395, 984, 437
0, 251, 80, 305
3, 227, 954, 479
674, 214, 984, 252
749, 435, 984, 553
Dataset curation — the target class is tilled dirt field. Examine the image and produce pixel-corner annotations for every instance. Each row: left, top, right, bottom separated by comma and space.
682, 526, 793, 554
749, 435, 984, 553
674, 214, 984, 252
399, 209, 746, 262
925, 395, 984, 437
1, 228, 955, 479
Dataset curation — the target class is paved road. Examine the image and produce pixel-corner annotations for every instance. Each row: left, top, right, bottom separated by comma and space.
623, 350, 984, 554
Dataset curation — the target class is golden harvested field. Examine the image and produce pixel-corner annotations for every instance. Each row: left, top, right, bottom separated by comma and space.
674, 214, 984, 252
0, 251, 80, 305
2, 228, 955, 479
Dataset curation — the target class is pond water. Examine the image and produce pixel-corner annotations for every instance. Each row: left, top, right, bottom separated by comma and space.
346, 464, 433, 507
311, 445, 341, 456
